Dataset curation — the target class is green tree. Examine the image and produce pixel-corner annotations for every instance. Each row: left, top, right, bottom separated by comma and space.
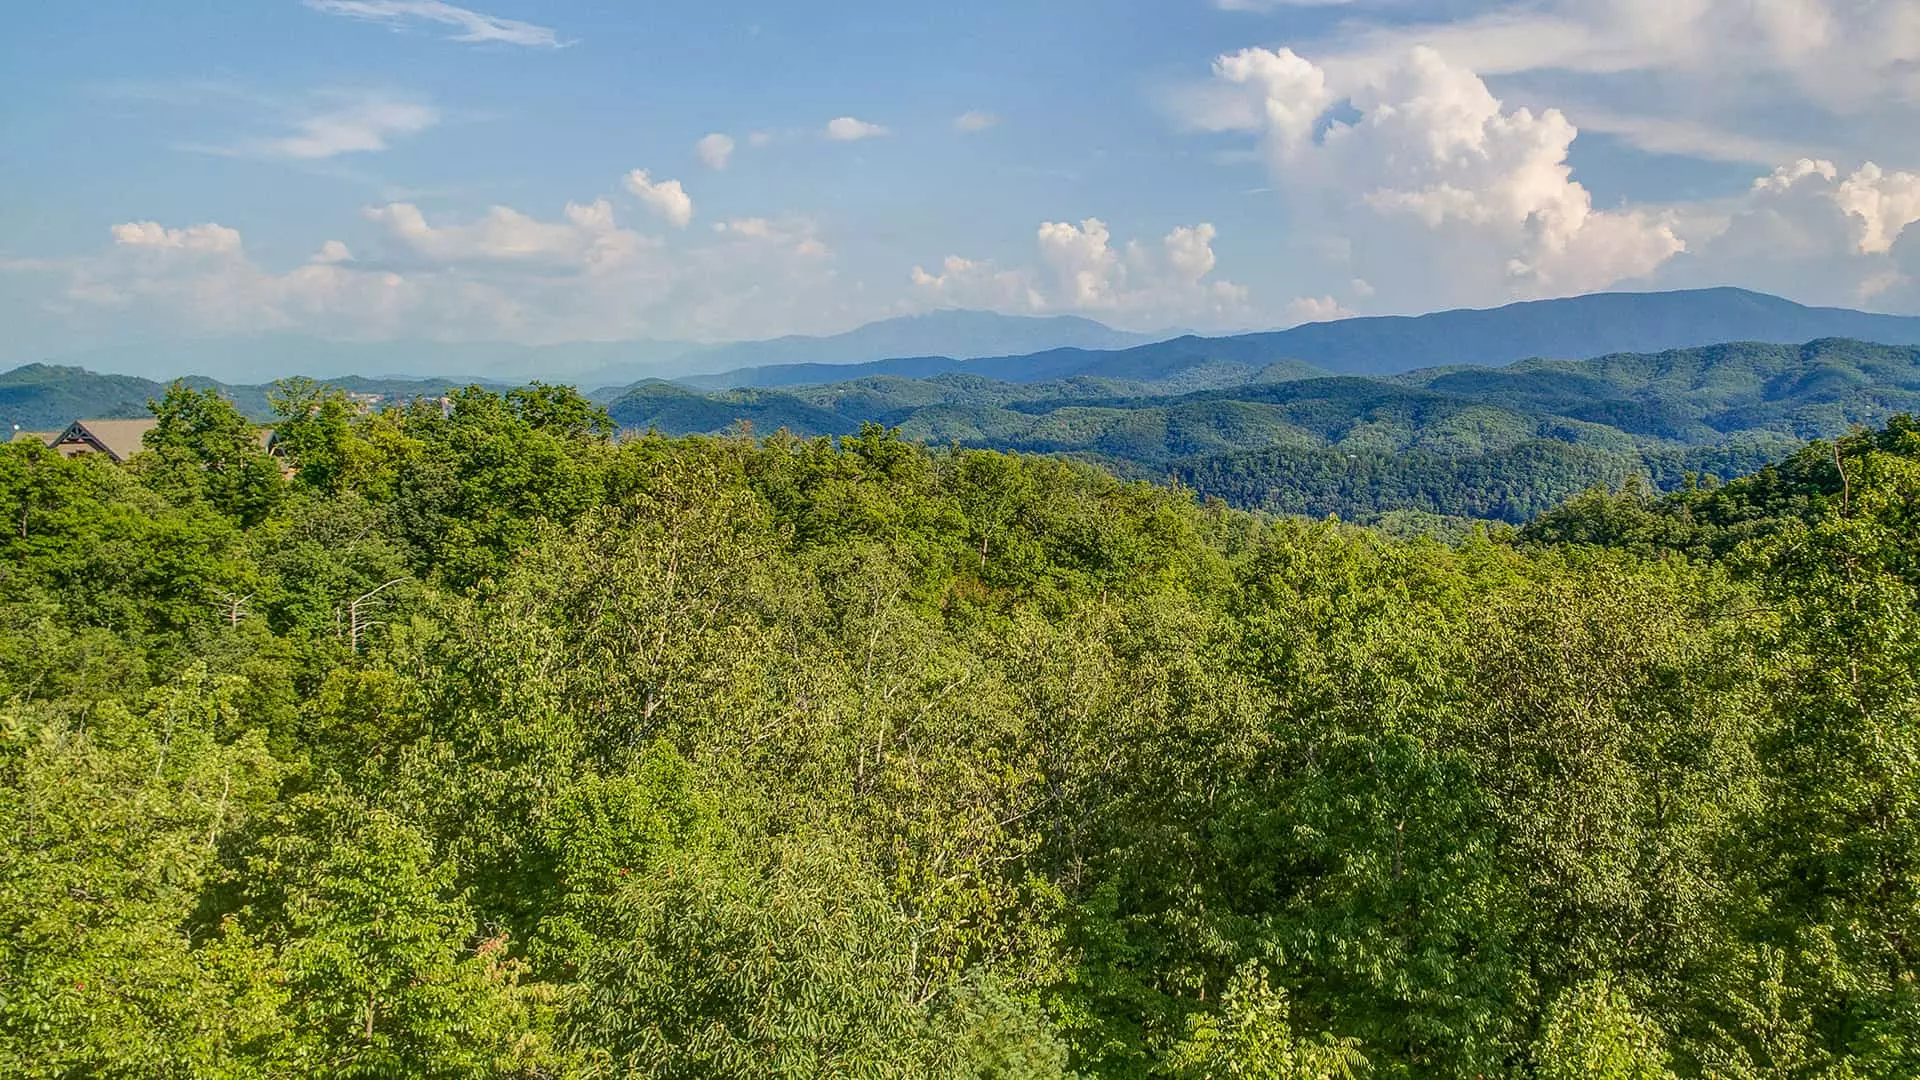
141, 381, 285, 526
268, 377, 358, 494
1162, 965, 1366, 1080
1535, 975, 1675, 1080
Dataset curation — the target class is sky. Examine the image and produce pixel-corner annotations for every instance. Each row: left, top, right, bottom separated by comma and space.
3, 0, 1918, 367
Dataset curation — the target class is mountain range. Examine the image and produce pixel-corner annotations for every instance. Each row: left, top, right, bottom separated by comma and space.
662, 312, 1157, 392
674, 288, 1920, 391
22, 288, 1920, 401
20, 310, 1164, 388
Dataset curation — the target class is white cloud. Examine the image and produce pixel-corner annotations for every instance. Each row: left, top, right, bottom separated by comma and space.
824, 116, 890, 141
1207, 44, 1687, 308
909, 256, 1047, 313
695, 133, 736, 170
1754, 157, 1838, 195
57, 220, 433, 339
1652, 158, 1920, 308
1036, 219, 1123, 308
1836, 163, 1920, 255
953, 110, 1001, 133
227, 96, 439, 160
303, 0, 565, 48
1284, 295, 1355, 324
623, 169, 695, 228
1186, 13, 1920, 317
912, 219, 1249, 327
1213, 47, 1334, 153
34, 197, 857, 348
1298, 0, 1920, 167
110, 222, 244, 254
365, 199, 651, 268
712, 217, 776, 239
1548, 103, 1814, 167
712, 216, 832, 258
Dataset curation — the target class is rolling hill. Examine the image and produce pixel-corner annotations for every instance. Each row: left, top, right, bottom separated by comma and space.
0, 364, 507, 432
608, 338, 1920, 523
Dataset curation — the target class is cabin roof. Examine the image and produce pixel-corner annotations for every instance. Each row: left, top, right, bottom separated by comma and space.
52, 418, 159, 463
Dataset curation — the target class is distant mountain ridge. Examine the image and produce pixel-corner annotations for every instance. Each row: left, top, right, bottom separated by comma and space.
0, 364, 502, 431
669, 311, 1158, 391
28, 339, 685, 388
677, 288, 1920, 391
23, 310, 1164, 388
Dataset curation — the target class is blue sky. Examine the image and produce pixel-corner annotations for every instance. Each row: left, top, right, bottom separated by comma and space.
4, 0, 1918, 367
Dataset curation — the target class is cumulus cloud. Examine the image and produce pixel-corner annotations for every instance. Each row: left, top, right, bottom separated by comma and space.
110, 222, 244, 254
695, 133, 736, 170
1209, 19, 1920, 310
1653, 158, 1920, 308
912, 219, 1248, 327
365, 199, 651, 268
54, 219, 433, 339
1207, 44, 1686, 309
304, 0, 566, 48
1212, 47, 1334, 154
1284, 295, 1355, 324
909, 256, 1047, 313
953, 111, 1001, 133
313, 240, 355, 264
623, 170, 694, 228
1836, 163, 1920, 255
824, 116, 889, 141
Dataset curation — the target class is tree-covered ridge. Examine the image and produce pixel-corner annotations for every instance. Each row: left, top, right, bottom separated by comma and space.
1523, 414, 1920, 558
3, 381, 1918, 1077
608, 338, 1920, 523
0, 363, 509, 431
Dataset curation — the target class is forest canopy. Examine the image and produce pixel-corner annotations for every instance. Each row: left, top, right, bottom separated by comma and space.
3, 381, 1918, 1077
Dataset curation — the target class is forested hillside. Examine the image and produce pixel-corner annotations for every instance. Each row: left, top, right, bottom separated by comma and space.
4, 379, 1917, 1077
611, 338, 1920, 523
0, 364, 503, 431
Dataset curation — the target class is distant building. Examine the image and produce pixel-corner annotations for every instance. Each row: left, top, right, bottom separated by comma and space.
10, 427, 57, 446
47, 418, 159, 463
